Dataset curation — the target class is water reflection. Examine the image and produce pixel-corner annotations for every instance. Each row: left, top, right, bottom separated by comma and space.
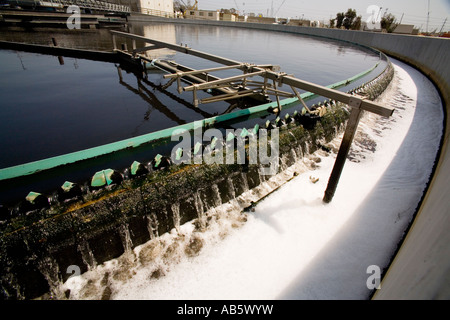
0, 26, 116, 50
117, 66, 184, 126
129, 23, 177, 60
15, 51, 27, 69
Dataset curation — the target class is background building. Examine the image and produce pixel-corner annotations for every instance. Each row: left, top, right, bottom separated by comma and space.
136, 0, 174, 17
184, 9, 220, 20
106, 0, 174, 17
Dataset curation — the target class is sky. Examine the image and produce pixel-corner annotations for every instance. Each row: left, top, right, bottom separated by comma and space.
195, 0, 450, 32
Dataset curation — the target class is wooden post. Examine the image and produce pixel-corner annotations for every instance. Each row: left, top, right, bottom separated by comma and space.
323, 96, 363, 203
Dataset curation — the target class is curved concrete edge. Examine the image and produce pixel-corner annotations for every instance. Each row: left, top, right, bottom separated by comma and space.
130, 15, 450, 299
373, 129, 450, 299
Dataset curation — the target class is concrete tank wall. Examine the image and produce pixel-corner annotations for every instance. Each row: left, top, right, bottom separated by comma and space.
129, 15, 450, 299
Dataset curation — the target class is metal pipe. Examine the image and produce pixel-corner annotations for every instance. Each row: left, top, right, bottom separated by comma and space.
200, 91, 258, 104
184, 70, 266, 91
290, 86, 311, 113
323, 105, 363, 203
163, 64, 244, 79
200, 88, 256, 102
270, 73, 394, 117
110, 30, 242, 66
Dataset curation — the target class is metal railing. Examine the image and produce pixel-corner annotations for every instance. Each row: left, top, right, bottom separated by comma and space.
60, 0, 130, 13
2, 0, 131, 13
139, 7, 174, 18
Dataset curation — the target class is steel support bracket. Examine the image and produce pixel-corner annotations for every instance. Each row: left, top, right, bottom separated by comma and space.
176, 71, 183, 94
193, 84, 199, 107
348, 96, 363, 109
275, 72, 287, 87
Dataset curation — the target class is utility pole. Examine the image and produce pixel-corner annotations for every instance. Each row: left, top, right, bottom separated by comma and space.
439, 17, 447, 34
426, 0, 430, 34
233, 0, 240, 15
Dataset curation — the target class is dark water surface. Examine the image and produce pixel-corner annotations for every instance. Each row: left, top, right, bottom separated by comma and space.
0, 22, 385, 204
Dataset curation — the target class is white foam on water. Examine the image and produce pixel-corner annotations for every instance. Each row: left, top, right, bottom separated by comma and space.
61, 59, 443, 300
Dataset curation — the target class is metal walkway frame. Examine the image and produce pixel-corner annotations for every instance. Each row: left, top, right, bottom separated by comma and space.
111, 30, 395, 202
0, 31, 394, 203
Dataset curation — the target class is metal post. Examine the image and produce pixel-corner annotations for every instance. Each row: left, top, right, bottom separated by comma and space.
112, 34, 117, 50
193, 84, 199, 107
176, 74, 182, 94
323, 97, 363, 203
263, 76, 268, 94
117, 66, 123, 82
290, 85, 312, 113
272, 79, 282, 112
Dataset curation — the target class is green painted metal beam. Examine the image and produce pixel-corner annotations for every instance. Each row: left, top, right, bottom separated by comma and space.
0, 58, 384, 181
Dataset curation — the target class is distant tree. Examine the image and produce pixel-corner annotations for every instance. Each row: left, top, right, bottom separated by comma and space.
174, 0, 187, 13
329, 18, 336, 28
343, 8, 356, 29
336, 12, 345, 28
351, 15, 362, 30
334, 9, 361, 30
220, 8, 237, 14
381, 13, 397, 32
